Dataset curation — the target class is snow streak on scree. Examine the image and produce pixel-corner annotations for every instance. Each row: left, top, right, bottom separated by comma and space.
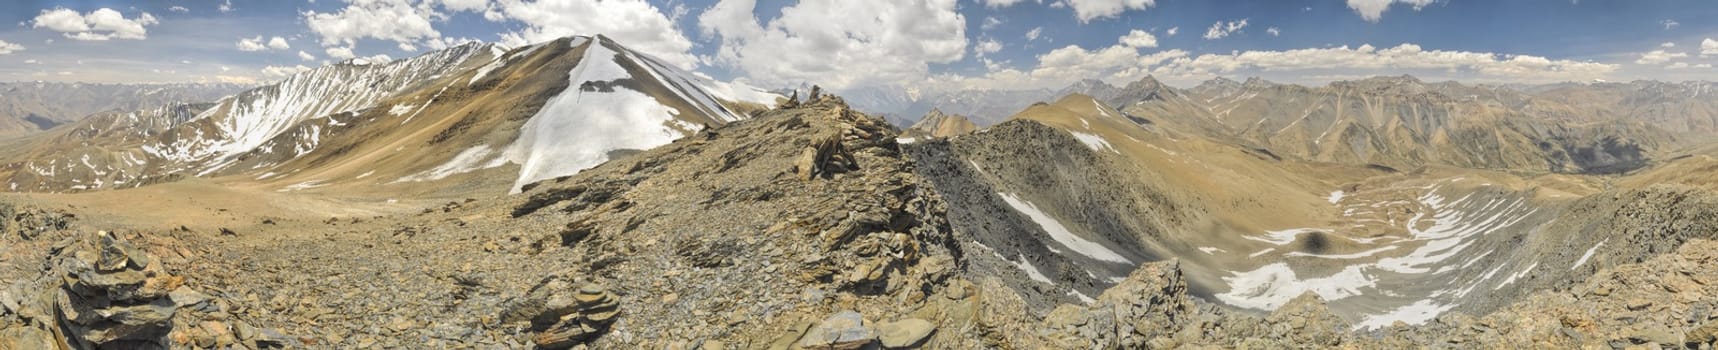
1214, 180, 1546, 330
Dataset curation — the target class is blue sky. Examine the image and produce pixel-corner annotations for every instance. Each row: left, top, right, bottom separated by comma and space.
2, 0, 1717, 91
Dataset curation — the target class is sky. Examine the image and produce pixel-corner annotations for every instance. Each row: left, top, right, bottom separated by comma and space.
2, 0, 1718, 93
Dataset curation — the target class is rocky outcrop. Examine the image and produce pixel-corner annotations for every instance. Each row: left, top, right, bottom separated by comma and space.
0, 203, 73, 240
0, 230, 293, 349
531, 284, 621, 349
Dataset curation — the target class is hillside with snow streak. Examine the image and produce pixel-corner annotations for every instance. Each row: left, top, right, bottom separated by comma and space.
0, 36, 777, 194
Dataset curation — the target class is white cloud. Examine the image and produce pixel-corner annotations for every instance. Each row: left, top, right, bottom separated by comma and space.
263, 65, 313, 78
983, 0, 1027, 8
1165, 26, 1177, 37
937, 42, 1619, 91
697, 0, 968, 89
1666, 62, 1691, 70
305, 0, 440, 53
928, 42, 1185, 91
1203, 19, 1248, 40
1661, 19, 1679, 30
441, 0, 489, 11
168, 6, 190, 13
23, 59, 38, 64
1266, 27, 1281, 37
1158, 44, 1617, 82
1702, 38, 1718, 57
219, 0, 235, 13
1635, 50, 1687, 65
1065, 0, 1156, 22
982, 16, 1003, 31
1119, 29, 1157, 48
492, 0, 696, 68
1346, 0, 1435, 23
977, 38, 1003, 56
1661, 42, 1676, 48
0, 40, 22, 55
31, 8, 159, 41
326, 46, 356, 60
237, 36, 266, 51
1027, 26, 1043, 41
298, 50, 317, 61
268, 36, 290, 50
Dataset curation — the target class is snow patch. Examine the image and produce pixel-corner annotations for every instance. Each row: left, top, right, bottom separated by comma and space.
1328, 190, 1346, 204
1356, 299, 1457, 330
504, 42, 693, 193
394, 145, 509, 183
1216, 263, 1376, 310
389, 104, 415, 116
1571, 239, 1606, 270
1068, 131, 1116, 153
1009, 254, 1054, 284
996, 192, 1132, 264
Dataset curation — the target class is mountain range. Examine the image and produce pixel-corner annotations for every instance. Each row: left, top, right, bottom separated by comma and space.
0, 82, 247, 138
0, 35, 1716, 349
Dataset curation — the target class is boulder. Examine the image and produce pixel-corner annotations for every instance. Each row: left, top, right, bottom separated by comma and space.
876, 318, 935, 348
799, 310, 875, 350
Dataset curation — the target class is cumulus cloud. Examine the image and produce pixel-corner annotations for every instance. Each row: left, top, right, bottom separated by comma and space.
977, 38, 1003, 56
1119, 29, 1157, 48
0, 40, 22, 55
1165, 26, 1177, 37
1661, 42, 1675, 48
31, 8, 159, 40
491, 0, 696, 68
168, 6, 190, 13
1635, 50, 1687, 64
1346, 0, 1435, 23
268, 37, 290, 50
305, 0, 440, 51
326, 46, 356, 60
982, 17, 1003, 31
927, 43, 1185, 91
936, 43, 1617, 91
1703, 38, 1718, 57
1065, 0, 1156, 23
237, 36, 266, 51
1157, 44, 1617, 82
441, 0, 489, 11
697, 0, 968, 89
1027, 27, 1043, 41
1203, 19, 1247, 40
982, 0, 1027, 8
1266, 27, 1281, 37
298, 51, 317, 61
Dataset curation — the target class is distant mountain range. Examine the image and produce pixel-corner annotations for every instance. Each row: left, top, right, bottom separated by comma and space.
0, 82, 248, 138
863, 75, 1718, 175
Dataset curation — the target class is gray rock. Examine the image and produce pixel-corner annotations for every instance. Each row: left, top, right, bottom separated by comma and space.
799, 310, 875, 350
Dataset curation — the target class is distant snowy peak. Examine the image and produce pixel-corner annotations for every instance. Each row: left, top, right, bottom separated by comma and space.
504, 35, 778, 192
